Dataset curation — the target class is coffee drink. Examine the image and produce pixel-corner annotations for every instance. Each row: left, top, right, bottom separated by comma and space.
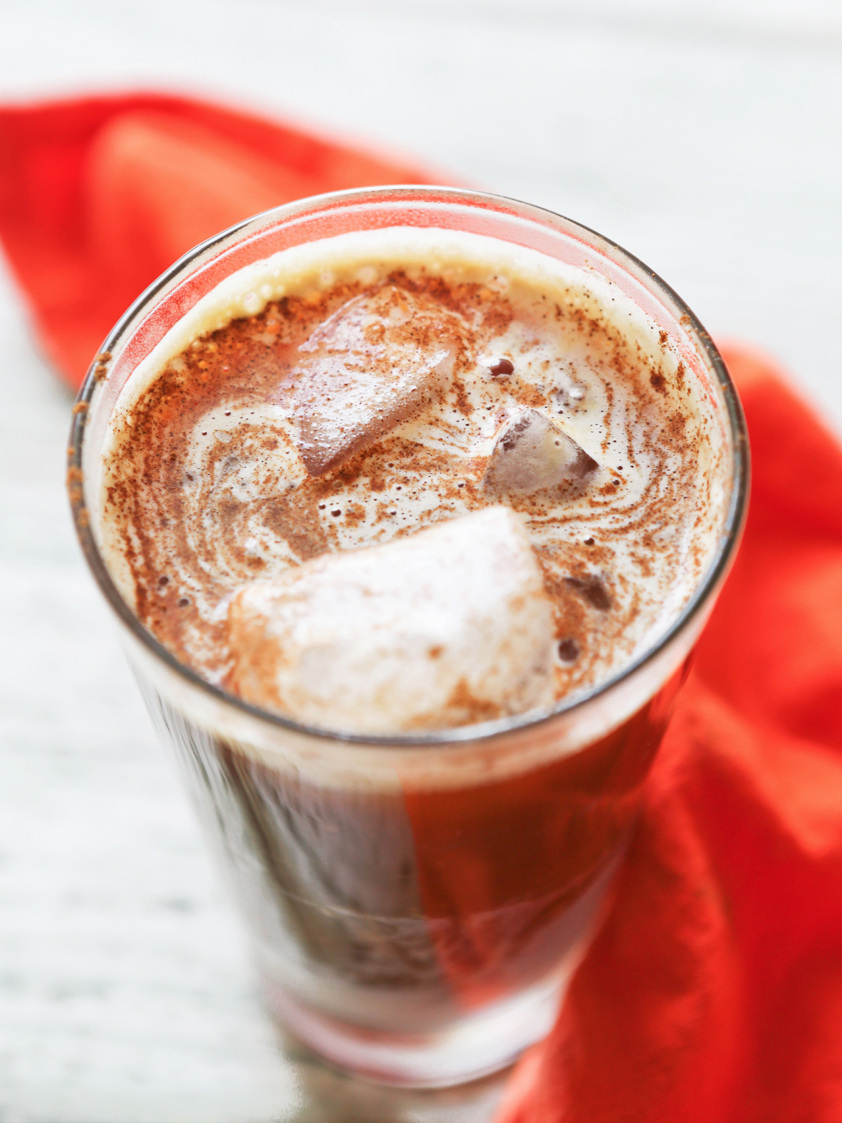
71, 192, 744, 1085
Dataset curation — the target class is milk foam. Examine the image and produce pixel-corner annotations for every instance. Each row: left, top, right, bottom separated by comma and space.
97, 226, 729, 734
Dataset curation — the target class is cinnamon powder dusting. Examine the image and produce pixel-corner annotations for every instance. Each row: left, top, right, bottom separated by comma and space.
99, 238, 724, 715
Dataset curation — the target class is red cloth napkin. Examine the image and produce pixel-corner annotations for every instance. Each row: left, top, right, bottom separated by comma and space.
4, 92, 842, 1123
0, 92, 437, 386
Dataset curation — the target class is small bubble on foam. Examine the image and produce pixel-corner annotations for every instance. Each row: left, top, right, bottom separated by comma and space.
489, 358, 514, 377
357, 265, 377, 285
259, 283, 274, 300
242, 291, 262, 316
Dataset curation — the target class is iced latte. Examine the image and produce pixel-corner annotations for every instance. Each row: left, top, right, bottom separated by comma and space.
68, 188, 748, 1085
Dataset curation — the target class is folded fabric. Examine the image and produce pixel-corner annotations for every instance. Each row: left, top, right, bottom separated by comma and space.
4, 92, 842, 1123
0, 92, 437, 387
495, 344, 842, 1123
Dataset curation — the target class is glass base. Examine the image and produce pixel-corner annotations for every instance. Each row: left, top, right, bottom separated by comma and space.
257, 852, 622, 1087
261, 968, 572, 1088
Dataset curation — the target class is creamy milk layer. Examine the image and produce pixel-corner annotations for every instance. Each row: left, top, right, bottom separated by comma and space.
98, 226, 728, 732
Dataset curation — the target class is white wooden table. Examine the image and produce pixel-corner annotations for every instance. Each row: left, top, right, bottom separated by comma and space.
1, 2, 841, 1119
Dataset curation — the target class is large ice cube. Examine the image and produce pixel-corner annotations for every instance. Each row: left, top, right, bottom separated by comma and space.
292, 286, 458, 476
226, 507, 556, 734
483, 408, 599, 497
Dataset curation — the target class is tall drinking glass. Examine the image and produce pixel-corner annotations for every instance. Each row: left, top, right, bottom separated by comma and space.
67, 187, 748, 1087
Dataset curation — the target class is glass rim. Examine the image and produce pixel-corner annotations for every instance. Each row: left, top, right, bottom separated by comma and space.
67, 184, 750, 750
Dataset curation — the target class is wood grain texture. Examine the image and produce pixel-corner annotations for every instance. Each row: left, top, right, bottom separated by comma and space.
1, 1, 840, 1118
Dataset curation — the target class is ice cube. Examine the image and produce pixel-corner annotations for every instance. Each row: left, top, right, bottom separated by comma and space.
292, 286, 458, 476
226, 507, 556, 734
484, 408, 599, 497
